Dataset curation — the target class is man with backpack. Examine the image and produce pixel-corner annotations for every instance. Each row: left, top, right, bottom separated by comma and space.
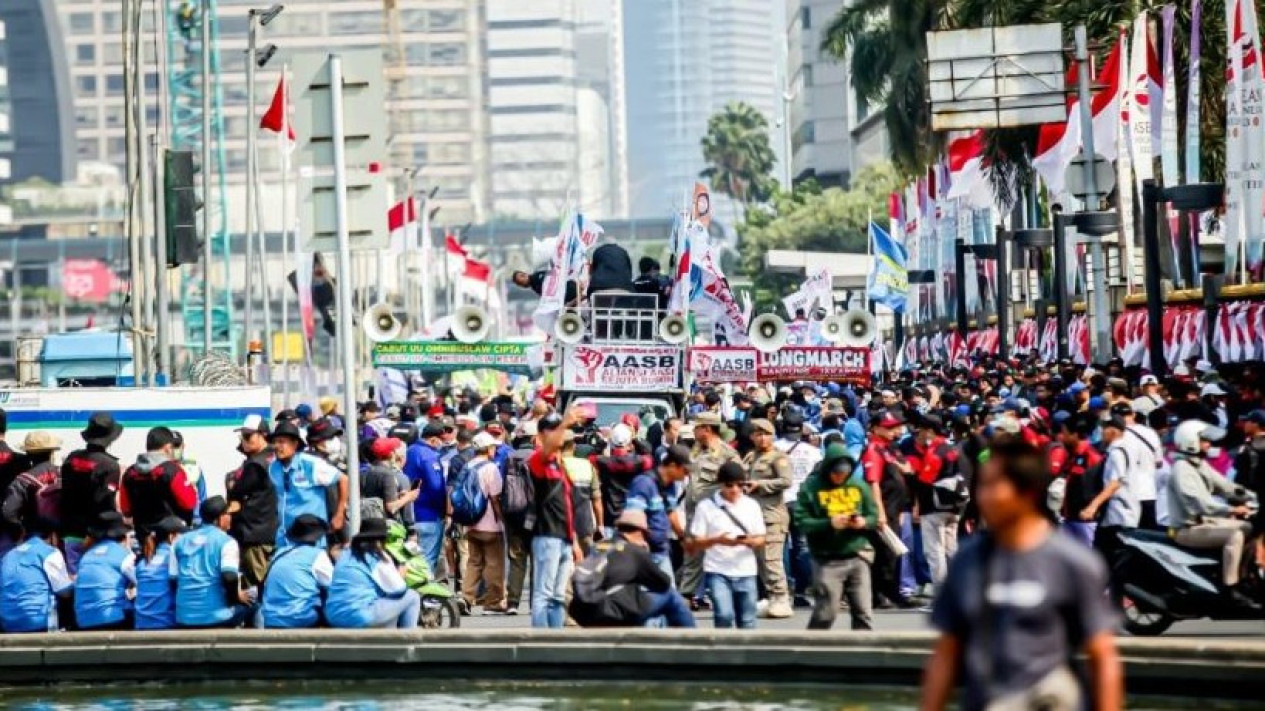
502, 421, 539, 613
119, 427, 199, 539
908, 415, 964, 589
455, 432, 507, 614
0, 409, 31, 557
569, 509, 696, 628
2, 432, 63, 543
60, 412, 125, 573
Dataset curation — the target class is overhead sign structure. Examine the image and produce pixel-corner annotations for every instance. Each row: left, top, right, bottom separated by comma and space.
560, 345, 683, 391
686, 347, 872, 386
371, 341, 533, 374
291, 49, 389, 252
927, 23, 1066, 130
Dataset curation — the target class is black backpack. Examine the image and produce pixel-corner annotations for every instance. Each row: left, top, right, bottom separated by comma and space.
501, 450, 536, 527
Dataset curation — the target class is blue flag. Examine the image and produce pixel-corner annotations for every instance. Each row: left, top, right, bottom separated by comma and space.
866, 221, 909, 314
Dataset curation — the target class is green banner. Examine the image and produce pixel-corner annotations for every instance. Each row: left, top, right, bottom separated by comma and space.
371, 341, 534, 374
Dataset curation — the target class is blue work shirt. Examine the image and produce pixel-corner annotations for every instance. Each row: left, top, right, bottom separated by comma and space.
624, 472, 677, 556
262, 544, 334, 629
325, 550, 408, 628
73, 540, 136, 629
0, 536, 73, 633
171, 524, 241, 627
134, 542, 177, 630
269, 453, 344, 549
404, 441, 446, 523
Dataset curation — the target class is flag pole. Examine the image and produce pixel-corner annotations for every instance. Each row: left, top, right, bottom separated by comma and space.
280, 63, 292, 406
865, 209, 873, 311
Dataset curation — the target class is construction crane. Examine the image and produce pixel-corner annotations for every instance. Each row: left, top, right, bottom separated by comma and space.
383, 0, 413, 200
166, 0, 237, 358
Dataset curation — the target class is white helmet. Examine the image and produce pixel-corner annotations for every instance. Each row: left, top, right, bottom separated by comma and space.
1173, 420, 1227, 456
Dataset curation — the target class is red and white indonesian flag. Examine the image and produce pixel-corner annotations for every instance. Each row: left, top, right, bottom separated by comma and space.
387, 198, 417, 254
1032, 32, 1124, 195
946, 130, 991, 208
445, 233, 468, 280
259, 73, 295, 144
457, 257, 501, 308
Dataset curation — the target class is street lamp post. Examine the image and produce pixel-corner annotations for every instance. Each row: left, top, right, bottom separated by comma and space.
245, 4, 283, 363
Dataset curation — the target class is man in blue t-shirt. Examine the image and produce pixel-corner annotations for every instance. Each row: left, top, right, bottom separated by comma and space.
624, 445, 692, 579
404, 422, 448, 575
0, 520, 73, 633
171, 496, 257, 628
267, 423, 347, 551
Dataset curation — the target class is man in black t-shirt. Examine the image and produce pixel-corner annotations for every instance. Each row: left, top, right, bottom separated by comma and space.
225, 414, 278, 587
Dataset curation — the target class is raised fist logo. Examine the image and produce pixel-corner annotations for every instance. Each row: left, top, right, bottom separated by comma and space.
573, 347, 604, 383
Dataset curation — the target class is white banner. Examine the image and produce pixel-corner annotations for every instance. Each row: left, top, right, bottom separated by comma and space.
782, 267, 833, 319
560, 345, 681, 391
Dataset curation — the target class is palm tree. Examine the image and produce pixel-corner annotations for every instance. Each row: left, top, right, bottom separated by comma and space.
700, 102, 778, 211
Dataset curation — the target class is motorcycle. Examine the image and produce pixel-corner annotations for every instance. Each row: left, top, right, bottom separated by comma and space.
384, 520, 462, 628
1111, 495, 1261, 636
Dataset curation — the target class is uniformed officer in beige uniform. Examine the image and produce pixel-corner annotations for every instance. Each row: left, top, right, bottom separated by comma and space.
677, 411, 740, 604
743, 418, 794, 618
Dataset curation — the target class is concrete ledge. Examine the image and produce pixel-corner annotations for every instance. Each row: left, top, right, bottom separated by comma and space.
0, 630, 1263, 699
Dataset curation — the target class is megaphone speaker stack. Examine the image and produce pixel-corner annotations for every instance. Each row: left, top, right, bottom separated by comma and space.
363, 303, 402, 343
820, 313, 847, 344
452, 305, 490, 344
839, 309, 878, 348
749, 313, 787, 353
659, 314, 689, 344
555, 309, 585, 345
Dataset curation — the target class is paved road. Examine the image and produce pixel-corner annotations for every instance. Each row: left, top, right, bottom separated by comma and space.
456, 606, 1263, 637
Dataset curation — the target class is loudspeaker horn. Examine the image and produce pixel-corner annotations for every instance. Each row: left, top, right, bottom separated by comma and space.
749, 313, 788, 353
363, 302, 403, 343
452, 305, 490, 344
554, 309, 585, 345
659, 314, 690, 344
820, 313, 848, 344
839, 308, 878, 348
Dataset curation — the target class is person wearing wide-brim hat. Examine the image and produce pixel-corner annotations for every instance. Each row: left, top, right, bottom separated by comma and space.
20, 431, 62, 455
74, 511, 136, 631
59, 412, 126, 574
2, 432, 62, 540
134, 516, 187, 630
260, 514, 334, 629
265, 420, 348, 552
324, 517, 421, 629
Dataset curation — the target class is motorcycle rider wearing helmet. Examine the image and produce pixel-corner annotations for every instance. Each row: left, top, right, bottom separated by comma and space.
1167, 420, 1256, 606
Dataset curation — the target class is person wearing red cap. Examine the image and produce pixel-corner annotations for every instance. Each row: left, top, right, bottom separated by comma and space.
362, 438, 417, 523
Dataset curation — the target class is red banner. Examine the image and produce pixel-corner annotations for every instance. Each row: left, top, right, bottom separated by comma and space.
61, 259, 120, 303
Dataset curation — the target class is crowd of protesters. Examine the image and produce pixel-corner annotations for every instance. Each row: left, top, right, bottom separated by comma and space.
0, 353, 1262, 663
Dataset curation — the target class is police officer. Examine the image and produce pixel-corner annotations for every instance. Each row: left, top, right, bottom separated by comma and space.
742, 418, 793, 618
678, 411, 740, 606
60, 412, 125, 573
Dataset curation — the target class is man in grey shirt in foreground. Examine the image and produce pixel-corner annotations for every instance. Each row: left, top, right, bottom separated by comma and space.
920, 437, 1122, 711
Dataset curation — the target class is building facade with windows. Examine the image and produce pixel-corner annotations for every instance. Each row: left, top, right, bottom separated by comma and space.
484, 0, 581, 220
785, 0, 853, 189
53, 0, 487, 226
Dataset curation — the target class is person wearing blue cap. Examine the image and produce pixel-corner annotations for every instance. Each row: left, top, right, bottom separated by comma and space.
1066, 382, 1089, 411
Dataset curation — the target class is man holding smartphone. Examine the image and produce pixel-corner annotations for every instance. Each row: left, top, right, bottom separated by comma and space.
687, 461, 766, 628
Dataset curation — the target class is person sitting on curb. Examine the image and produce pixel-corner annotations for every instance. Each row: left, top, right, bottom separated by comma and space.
569, 509, 697, 628
134, 516, 186, 630
260, 515, 335, 629
325, 517, 421, 629
172, 496, 258, 629
0, 513, 73, 633
73, 512, 136, 631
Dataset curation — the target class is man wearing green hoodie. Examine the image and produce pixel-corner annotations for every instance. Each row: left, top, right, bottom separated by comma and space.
795, 443, 878, 630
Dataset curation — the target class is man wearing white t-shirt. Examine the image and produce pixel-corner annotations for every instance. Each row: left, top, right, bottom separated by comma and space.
687, 461, 766, 628
775, 417, 822, 606
1111, 402, 1162, 529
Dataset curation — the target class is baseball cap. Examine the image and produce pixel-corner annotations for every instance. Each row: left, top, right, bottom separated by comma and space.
1195, 359, 1214, 372
876, 411, 904, 429
1239, 409, 1265, 426
659, 444, 692, 468
1110, 402, 1133, 417
1200, 382, 1228, 397
237, 413, 270, 437
1067, 382, 1087, 395
421, 422, 447, 438
370, 437, 403, 460
610, 424, 633, 448
538, 412, 565, 432
1139, 374, 1159, 386
294, 404, 313, 419
1087, 396, 1107, 411
1102, 416, 1127, 432
472, 432, 498, 449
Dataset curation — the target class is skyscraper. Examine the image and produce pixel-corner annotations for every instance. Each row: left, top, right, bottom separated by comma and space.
623, 0, 779, 220
0, 0, 76, 187
52, 0, 487, 226
484, 0, 581, 220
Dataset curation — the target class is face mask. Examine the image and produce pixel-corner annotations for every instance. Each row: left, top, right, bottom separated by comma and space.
1207, 446, 1222, 458
324, 438, 344, 457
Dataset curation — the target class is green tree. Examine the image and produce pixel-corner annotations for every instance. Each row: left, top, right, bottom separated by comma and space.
700, 102, 778, 212
737, 163, 902, 314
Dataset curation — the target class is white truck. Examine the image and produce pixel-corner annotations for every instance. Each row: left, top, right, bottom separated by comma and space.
552, 292, 688, 425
